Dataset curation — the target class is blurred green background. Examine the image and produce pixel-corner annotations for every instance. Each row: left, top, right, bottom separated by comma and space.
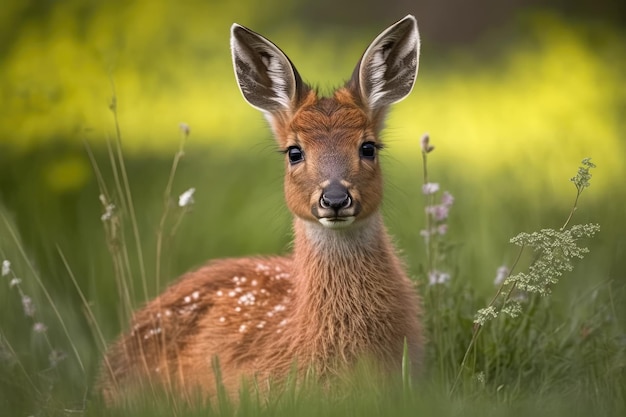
0, 0, 625, 414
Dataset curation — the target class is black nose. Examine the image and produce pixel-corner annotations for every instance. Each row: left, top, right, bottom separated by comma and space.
320, 183, 352, 210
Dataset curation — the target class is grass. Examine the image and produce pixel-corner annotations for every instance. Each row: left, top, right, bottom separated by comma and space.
0, 126, 624, 416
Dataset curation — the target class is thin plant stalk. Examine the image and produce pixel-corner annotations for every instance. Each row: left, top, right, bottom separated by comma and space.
155, 127, 189, 293
87, 140, 135, 324
56, 247, 110, 357
449, 245, 525, 394
0, 211, 85, 374
108, 81, 148, 303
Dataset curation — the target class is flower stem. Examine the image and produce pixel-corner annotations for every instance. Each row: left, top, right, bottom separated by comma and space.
449, 244, 525, 395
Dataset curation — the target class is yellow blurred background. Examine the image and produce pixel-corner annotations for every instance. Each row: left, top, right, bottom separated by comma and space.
1, 0, 624, 196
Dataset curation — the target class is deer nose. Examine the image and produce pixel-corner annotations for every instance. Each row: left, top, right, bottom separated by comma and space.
320, 183, 352, 210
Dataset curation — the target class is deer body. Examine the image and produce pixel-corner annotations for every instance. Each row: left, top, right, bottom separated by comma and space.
100, 15, 423, 403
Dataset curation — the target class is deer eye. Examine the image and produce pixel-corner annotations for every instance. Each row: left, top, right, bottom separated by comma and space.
287, 146, 305, 165
360, 142, 378, 160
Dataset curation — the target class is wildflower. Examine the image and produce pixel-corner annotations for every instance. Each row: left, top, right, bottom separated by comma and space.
441, 191, 454, 207
570, 158, 595, 193
178, 187, 196, 207
21, 295, 35, 317
420, 133, 434, 153
428, 270, 450, 285
101, 204, 115, 221
427, 204, 450, 221
422, 182, 440, 195
437, 224, 448, 235
179, 122, 191, 137
9, 278, 21, 288
1, 260, 10, 277
33, 322, 47, 333
48, 349, 67, 367
474, 306, 498, 325
474, 371, 486, 385
493, 266, 509, 286
99, 194, 115, 221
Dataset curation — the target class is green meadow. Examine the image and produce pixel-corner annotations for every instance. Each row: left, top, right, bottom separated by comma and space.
0, 1, 624, 415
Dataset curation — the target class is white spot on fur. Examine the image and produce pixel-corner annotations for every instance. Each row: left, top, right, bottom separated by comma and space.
216, 290, 223, 297
239, 324, 248, 333
233, 276, 247, 284
143, 327, 162, 340
238, 292, 256, 306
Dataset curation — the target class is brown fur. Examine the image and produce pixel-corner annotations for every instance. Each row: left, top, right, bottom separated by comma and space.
99, 19, 423, 405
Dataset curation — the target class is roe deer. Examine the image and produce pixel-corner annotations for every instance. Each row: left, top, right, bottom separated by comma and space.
99, 14, 423, 403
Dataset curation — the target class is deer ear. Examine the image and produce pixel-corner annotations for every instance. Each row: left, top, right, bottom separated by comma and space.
231, 24, 304, 114
353, 15, 420, 112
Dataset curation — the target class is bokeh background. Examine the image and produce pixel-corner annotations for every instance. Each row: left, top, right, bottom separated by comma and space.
0, 0, 624, 412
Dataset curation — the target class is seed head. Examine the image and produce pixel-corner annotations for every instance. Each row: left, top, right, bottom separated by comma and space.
179, 123, 191, 137
420, 133, 434, 153
1, 260, 10, 277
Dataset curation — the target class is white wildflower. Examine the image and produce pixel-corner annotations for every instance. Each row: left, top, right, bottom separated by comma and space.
428, 270, 451, 285
101, 204, 115, 221
33, 322, 47, 333
9, 278, 21, 288
48, 349, 67, 367
493, 266, 509, 286
1, 260, 10, 277
422, 182, 440, 195
178, 187, 196, 207
21, 295, 35, 317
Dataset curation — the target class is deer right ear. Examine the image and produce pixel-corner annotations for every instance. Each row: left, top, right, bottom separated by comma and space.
231, 24, 304, 115
353, 15, 420, 114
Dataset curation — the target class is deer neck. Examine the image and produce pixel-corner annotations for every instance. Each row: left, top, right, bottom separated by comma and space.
287, 214, 406, 364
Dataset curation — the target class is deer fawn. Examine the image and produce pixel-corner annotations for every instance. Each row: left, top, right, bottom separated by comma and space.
99, 15, 423, 403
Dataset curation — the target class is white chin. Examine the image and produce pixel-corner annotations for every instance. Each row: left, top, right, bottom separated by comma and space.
318, 217, 355, 229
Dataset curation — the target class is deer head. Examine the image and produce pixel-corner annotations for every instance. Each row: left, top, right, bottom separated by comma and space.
231, 16, 420, 230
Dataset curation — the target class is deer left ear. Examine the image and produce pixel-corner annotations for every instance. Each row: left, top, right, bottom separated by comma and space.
352, 15, 420, 113
231, 23, 306, 115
